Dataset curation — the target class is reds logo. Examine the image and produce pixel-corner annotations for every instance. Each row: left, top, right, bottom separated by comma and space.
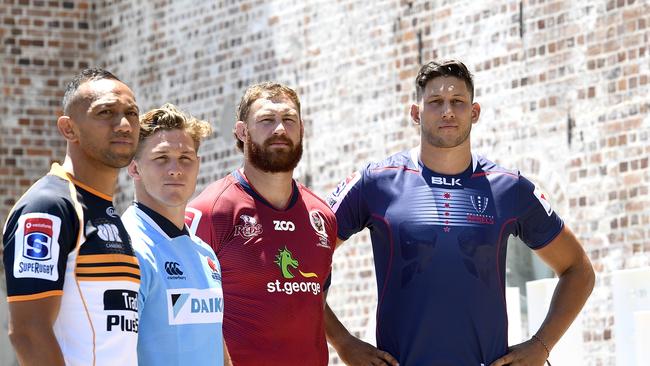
234, 214, 263, 239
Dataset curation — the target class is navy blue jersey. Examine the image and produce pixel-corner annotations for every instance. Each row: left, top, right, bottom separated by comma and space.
327, 149, 563, 365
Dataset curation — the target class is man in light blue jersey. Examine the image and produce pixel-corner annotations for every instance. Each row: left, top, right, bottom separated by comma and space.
122, 103, 229, 366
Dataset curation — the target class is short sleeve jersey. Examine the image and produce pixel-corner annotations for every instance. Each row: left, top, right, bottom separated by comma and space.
327, 149, 564, 366
187, 170, 336, 366
122, 203, 224, 366
2, 163, 139, 366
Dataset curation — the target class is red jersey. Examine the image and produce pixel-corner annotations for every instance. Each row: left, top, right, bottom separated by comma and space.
187, 170, 336, 366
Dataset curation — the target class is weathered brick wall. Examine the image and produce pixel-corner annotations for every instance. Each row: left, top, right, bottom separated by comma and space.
2, 1, 649, 364
0, 0, 96, 224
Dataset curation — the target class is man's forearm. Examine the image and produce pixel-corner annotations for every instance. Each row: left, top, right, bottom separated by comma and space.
533, 254, 595, 349
325, 301, 354, 349
10, 328, 65, 366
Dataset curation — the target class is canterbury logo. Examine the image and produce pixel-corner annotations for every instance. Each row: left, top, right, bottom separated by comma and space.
165, 262, 184, 276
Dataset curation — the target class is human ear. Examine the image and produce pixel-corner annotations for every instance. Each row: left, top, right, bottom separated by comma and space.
57, 116, 78, 142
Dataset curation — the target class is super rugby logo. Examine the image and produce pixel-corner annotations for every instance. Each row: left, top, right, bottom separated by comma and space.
234, 214, 263, 238
13, 213, 61, 281
23, 218, 53, 260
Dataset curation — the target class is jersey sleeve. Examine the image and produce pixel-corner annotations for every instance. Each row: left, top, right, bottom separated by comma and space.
514, 175, 564, 250
2, 194, 78, 301
326, 169, 370, 241
187, 196, 232, 255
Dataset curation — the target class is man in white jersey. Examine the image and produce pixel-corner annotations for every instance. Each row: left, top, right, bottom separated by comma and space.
122, 103, 230, 365
2, 68, 141, 365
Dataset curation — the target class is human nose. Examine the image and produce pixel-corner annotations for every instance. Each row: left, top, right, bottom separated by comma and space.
114, 114, 135, 134
273, 119, 287, 135
168, 159, 182, 176
442, 102, 455, 119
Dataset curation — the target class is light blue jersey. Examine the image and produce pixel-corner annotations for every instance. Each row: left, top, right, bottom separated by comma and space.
123, 204, 224, 366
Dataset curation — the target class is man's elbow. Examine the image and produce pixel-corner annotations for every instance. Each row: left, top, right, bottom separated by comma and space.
8, 327, 36, 354
8, 325, 48, 356
572, 253, 596, 295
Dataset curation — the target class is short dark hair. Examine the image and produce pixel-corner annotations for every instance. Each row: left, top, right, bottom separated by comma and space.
234, 82, 301, 151
415, 60, 474, 101
62, 68, 121, 114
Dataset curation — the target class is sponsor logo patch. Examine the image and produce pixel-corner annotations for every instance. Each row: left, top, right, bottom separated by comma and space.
432, 176, 462, 187
266, 246, 321, 295
184, 207, 202, 235
13, 213, 61, 281
167, 288, 224, 325
165, 261, 186, 279
273, 220, 295, 231
327, 171, 361, 212
104, 289, 138, 333
206, 257, 221, 282
533, 185, 554, 216
106, 206, 118, 218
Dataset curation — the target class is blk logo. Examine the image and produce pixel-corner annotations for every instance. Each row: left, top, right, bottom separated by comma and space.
165, 262, 184, 276
273, 220, 295, 232
432, 177, 462, 187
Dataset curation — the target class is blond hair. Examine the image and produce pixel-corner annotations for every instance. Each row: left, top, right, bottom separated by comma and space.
136, 103, 212, 157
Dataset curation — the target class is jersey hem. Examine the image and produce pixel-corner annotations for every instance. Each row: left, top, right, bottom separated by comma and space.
7, 290, 64, 302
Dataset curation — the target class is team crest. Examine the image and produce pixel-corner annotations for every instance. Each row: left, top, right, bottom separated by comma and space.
234, 214, 263, 239
470, 195, 489, 214
309, 210, 330, 248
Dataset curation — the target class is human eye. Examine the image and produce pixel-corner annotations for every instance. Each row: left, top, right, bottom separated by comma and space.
97, 109, 113, 117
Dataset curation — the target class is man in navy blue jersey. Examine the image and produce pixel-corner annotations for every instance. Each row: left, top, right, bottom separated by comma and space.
325, 60, 595, 366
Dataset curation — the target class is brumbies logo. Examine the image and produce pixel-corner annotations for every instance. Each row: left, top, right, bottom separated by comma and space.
234, 214, 263, 239
309, 210, 330, 248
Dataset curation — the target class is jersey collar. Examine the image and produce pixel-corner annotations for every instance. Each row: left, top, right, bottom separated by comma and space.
132, 201, 189, 239
409, 147, 478, 174
231, 169, 300, 211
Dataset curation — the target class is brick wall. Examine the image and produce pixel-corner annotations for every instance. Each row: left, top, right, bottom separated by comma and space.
2, 1, 649, 364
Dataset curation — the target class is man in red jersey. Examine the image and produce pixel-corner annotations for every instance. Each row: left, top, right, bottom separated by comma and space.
187, 82, 336, 366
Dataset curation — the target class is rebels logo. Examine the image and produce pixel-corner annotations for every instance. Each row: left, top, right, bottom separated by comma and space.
23, 218, 54, 260
431, 177, 462, 187
273, 220, 295, 232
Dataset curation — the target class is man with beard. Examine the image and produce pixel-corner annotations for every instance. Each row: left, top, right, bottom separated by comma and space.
325, 60, 595, 366
2, 68, 141, 365
187, 82, 336, 366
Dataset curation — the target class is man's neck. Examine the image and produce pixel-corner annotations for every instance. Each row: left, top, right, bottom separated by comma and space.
419, 141, 473, 175
61, 154, 119, 198
241, 162, 294, 210
133, 195, 187, 230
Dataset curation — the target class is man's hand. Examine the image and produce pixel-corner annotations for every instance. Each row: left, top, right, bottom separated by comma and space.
489, 338, 549, 366
335, 335, 399, 366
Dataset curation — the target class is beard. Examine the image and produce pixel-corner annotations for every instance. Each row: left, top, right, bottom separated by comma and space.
246, 134, 303, 173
